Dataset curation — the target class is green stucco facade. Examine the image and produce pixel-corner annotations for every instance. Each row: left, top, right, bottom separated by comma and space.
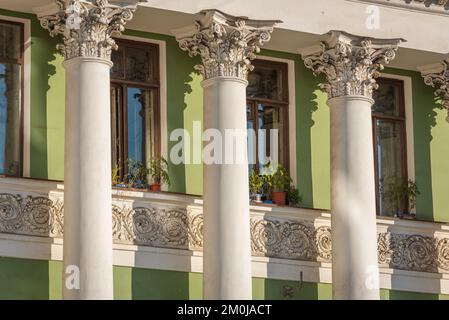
1, 257, 448, 300
1, 9, 449, 299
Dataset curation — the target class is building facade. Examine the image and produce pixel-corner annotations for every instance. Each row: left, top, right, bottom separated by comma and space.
0, 0, 448, 299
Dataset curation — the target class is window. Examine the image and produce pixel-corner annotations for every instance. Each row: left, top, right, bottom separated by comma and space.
110, 39, 160, 179
0, 20, 23, 176
372, 78, 407, 216
247, 59, 289, 172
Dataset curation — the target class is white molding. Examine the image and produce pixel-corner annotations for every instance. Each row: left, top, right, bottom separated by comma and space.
117, 34, 168, 191
257, 55, 297, 186
0, 15, 32, 178
2, 232, 449, 296
380, 73, 416, 194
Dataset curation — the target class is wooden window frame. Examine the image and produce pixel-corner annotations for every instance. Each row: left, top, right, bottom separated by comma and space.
246, 59, 290, 172
0, 19, 24, 177
372, 77, 408, 216
111, 39, 161, 179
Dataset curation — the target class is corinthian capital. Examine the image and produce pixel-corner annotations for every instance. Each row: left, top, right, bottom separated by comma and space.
37, 0, 141, 60
300, 31, 403, 99
173, 10, 280, 80
419, 60, 449, 122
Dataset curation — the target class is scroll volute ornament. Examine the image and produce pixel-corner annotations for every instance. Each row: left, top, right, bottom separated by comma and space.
173, 10, 281, 80
420, 60, 449, 122
38, 0, 141, 60
300, 31, 403, 99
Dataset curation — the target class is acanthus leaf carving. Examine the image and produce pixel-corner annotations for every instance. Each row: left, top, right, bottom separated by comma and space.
174, 10, 279, 80
421, 60, 449, 122
38, 0, 139, 60
301, 31, 402, 99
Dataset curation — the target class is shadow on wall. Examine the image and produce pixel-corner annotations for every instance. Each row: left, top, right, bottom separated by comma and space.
296, 63, 320, 208
29, 17, 60, 180
165, 37, 200, 194
0, 257, 60, 299
403, 67, 439, 222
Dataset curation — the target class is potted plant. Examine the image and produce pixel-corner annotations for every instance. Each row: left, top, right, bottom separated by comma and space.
112, 164, 120, 187
287, 184, 302, 207
126, 158, 149, 189
269, 165, 292, 205
382, 176, 420, 218
249, 170, 264, 203
148, 156, 170, 192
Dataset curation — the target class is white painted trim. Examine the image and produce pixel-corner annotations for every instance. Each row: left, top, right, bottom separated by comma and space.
2, 232, 449, 296
379, 73, 416, 193
117, 34, 168, 190
257, 55, 297, 186
0, 15, 32, 178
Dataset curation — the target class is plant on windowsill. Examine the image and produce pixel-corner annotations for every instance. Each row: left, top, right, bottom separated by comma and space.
126, 158, 149, 189
382, 176, 420, 219
148, 156, 170, 192
249, 170, 264, 203
287, 184, 302, 207
268, 164, 292, 206
111, 164, 121, 187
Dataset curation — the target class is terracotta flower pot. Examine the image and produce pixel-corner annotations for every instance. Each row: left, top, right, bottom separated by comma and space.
150, 184, 161, 192
271, 191, 286, 205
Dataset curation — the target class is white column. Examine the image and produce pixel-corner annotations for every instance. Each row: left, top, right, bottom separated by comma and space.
174, 10, 279, 299
301, 31, 402, 300
63, 57, 113, 299
202, 77, 251, 299
328, 95, 379, 299
38, 0, 140, 300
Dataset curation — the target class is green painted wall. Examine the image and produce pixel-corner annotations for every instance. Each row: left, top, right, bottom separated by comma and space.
1, 257, 449, 300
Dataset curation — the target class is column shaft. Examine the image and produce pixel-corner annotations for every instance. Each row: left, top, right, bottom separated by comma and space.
329, 95, 379, 300
202, 77, 252, 300
63, 57, 113, 300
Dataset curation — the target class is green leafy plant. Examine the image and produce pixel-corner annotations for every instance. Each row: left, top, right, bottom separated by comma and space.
126, 158, 149, 188
111, 164, 121, 186
269, 164, 292, 192
249, 170, 264, 195
382, 176, 420, 216
7, 161, 19, 176
287, 184, 302, 207
148, 156, 170, 186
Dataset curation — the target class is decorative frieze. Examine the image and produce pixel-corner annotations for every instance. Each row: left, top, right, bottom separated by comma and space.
174, 10, 279, 80
0, 193, 63, 237
300, 31, 402, 99
38, 0, 140, 60
3, 191, 449, 274
420, 60, 449, 122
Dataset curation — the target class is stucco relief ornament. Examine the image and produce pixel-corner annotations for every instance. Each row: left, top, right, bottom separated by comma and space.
301, 31, 403, 99
174, 10, 280, 80
421, 60, 449, 122
38, 0, 140, 60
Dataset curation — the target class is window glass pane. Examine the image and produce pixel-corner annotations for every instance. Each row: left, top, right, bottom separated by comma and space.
127, 87, 146, 163
375, 120, 405, 216
257, 104, 284, 172
111, 49, 124, 79
0, 22, 21, 61
247, 65, 284, 101
125, 46, 153, 83
372, 81, 401, 116
0, 63, 21, 175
